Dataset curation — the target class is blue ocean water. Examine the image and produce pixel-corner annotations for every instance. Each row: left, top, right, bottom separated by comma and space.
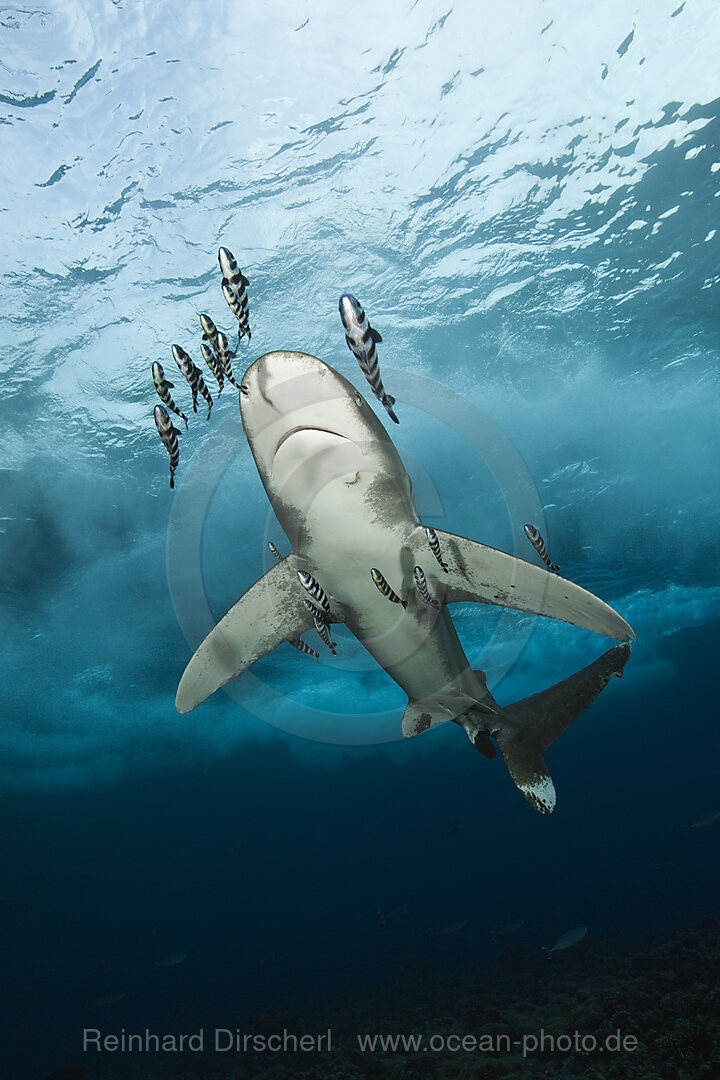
1, 1, 720, 1077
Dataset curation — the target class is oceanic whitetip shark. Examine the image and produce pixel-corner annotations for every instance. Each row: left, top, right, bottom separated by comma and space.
176, 351, 635, 814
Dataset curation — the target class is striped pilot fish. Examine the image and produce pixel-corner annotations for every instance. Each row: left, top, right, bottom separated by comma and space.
313, 615, 337, 655
200, 342, 224, 395
222, 282, 251, 342
290, 638, 320, 662
215, 330, 241, 389
297, 570, 331, 614
338, 293, 399, 424
413, 565, 439, 608
218, 247, 251, 341
200, 313, 220, 353
172, 345, 213, 419
302, 596, 325, 621
425, 527, 449, 573
268, 541, 282, 560
370, 568, 407, 609
523, 524, 559, 574
151, 362, 187, 429
153, 405, 181, 490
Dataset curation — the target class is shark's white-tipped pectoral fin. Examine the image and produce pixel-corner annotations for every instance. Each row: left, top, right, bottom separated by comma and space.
176, 558, 319, 714
417, 528, 635, 642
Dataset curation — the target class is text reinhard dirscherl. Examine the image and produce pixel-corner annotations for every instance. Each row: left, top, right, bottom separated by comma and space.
83, 1029, 332, 1053
82, 1028, 639, 1058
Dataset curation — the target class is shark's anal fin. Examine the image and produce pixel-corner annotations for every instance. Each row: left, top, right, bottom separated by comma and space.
175, 557, 342, 714
414, 527, 635, 642
494, 642, 632, 814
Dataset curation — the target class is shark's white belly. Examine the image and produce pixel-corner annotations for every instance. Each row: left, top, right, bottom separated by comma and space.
270, 429, 477, 704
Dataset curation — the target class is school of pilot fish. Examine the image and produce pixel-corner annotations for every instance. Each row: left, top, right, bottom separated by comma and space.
150, 247, 252, 489
151, 245, 565, 660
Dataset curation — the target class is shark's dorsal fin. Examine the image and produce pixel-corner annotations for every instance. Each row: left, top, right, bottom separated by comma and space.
176, 557, 342, 713
412, 527, 634, 642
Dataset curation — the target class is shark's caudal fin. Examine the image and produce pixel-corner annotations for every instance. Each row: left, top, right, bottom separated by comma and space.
492, 642, 632, 814
412, 527, 634, 642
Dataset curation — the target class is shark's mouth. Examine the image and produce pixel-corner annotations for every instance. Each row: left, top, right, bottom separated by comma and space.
273, 425, 349, 460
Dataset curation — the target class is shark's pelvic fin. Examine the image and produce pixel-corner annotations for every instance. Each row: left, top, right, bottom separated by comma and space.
401, 701, 438, 738
493, 642, 632, 814
176, 557, 335, 713
415, 528, 634, 642
401, 669, 503, 756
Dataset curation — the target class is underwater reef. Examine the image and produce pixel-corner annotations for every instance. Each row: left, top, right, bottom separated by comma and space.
78, 917, 720, 1080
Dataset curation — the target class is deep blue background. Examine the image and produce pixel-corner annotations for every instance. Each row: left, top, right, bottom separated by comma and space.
2, 620, 718, 1078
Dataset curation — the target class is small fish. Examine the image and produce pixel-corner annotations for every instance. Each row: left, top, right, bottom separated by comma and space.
313, 614, 337, 655
338, 293, 398, 423
345, 470, 361, 487
523, 524, 559, 574
156, 951, 187, 967
371, 568, 407, 609
216, 330, 241, 389
426, 920, 467, 937
683, 809, 720, 834
425, 527, 449, 572
542, 926, 587, 959
151, 362, 187, 429
289, 638, 320, 662
268, 541, 282, 560
222, 281, 251, 342
200, 342, 224, 394
297, 570, 331, 614
200, 312, 220, 353
302, 596, 326, 621
153, 405, 181, 490
490, 919, 525, 941
376, 902, 408, 926
218, 247, 251, 341
448, 822, 462, 838
172, 344, 213, 419
413, 565, 439, 607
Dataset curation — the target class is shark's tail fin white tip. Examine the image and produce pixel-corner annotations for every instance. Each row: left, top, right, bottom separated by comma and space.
493, 719, 557, 813
519, 768, 557, 816
494, 643, 632, 814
